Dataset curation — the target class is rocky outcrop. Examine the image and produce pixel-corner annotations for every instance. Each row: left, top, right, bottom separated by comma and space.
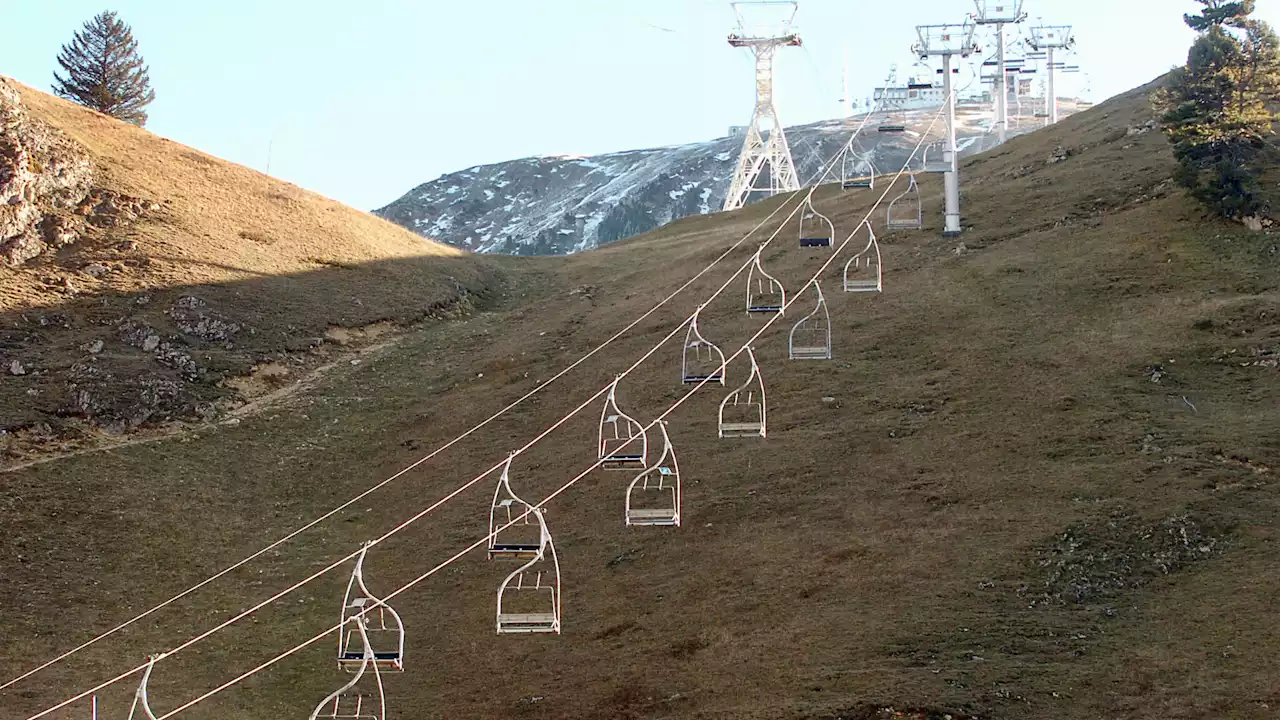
0, 78, 94, 266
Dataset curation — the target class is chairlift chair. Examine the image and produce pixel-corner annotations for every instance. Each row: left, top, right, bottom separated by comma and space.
310, 620, 387, 720
886, 175, 923, 231
598, 377, 648, 469
798, 197, 835, 248
681, 306, 726, 385
126, 655, 162, 720
625, 420, 681, 527
718, 347, 767, 438
788, 282, 832, 361
921, 142, 953, 174
488, 453, 544, 561
843, 224, 883, 293
878, 98, 908, 134
746, 247, 785, 314
338, 542, 405, 672
495, 507, 561, 634
841, 149, 876, 190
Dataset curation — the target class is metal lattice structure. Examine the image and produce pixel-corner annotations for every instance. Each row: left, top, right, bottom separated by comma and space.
722, 2, 803, 211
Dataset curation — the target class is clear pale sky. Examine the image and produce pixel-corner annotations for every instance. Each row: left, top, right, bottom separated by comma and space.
3, 1, 1275, 211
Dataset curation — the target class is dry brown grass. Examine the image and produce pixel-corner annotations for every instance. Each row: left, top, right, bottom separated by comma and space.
0, 78, 1277, 720
0, 76, 464, 313
0, 78, 502, 455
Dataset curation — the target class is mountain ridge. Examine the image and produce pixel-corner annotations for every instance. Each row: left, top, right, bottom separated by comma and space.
375, 100, 1085, 255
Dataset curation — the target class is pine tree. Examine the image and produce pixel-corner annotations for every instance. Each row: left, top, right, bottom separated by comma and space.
1157, 0, 1280, 220
52, 11, 156, 127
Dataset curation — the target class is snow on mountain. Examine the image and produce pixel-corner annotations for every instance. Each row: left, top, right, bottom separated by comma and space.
375, 102, 1082, 256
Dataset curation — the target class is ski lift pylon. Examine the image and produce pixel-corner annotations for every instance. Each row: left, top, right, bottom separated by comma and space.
798, 196, 834, 248
625, 420, 681, 527
788, 282, 832, 360
843, 223, 883, 293
718, 347, 767, 438
495, 505, 561, 634
681, 306, 726, 385
746, 246, 785, 314
339, 542, 405, 672
598, 377, 648, 469
310, 620, 386, 720
886, 175, 923, 231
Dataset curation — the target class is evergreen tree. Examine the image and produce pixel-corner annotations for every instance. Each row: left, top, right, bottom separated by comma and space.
52, 11, 156, 127
1157, 0, 1280, 220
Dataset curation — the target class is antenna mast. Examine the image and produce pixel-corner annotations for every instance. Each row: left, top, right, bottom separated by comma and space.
972, 0, 1026, 145
722, 1, 803, 212
913, 22, 979, 238
1028, 24, 1076, 126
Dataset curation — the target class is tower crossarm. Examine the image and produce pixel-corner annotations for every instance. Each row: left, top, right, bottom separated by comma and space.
972, 0, 1027, 24
728, 34, 802, 48
913, 22, 979, 58
1027, 24, 1075, 51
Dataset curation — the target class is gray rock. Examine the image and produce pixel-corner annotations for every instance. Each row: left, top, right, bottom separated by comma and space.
142, 335, 160, 352
8, 359, 26, 376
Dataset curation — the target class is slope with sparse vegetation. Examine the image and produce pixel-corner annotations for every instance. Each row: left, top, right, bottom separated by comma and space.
0, 76, 503, 463
0, 73, 1277, 720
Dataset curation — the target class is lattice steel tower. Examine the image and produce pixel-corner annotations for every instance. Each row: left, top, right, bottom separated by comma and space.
722, 1, 802, 212
972, 0, 1026, 145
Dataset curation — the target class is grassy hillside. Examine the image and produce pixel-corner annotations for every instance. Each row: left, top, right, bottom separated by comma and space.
1, 77, 1277, 720
0, 78, 501, 463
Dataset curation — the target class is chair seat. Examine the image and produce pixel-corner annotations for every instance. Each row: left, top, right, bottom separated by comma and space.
497, 613, 558, 633
790, 347, 830, 360
843, 180, 872, 189
489, 545, 541, 561
602, 457, 645, 470
887, 220, 922, 230
338, 653, 404, 672
843, 280, 881, 293
799, 237, 831, 247
747, 305, 783, 313
627, 509, 679, 526
682, 373, 723, 383
922, 162, 952, 173
720, 422, 764, 437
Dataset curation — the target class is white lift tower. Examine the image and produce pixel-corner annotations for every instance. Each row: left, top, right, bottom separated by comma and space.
722, 1, 803, 212
1028, 24, 1076, 126
972, 0, 1026, 145
913, 21, 979, 238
